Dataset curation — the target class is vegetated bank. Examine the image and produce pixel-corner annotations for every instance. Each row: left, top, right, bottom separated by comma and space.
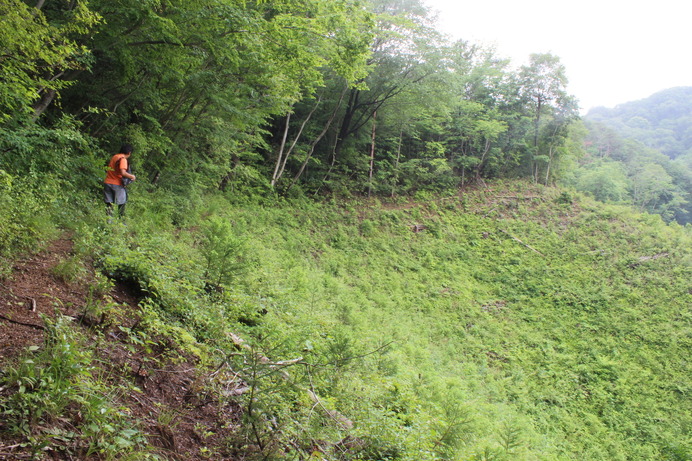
0, 180, 690, 460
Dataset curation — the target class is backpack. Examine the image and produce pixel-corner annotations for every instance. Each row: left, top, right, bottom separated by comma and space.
120, 156, 133, 186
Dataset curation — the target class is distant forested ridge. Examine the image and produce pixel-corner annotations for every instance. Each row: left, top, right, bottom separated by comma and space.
586, 86, 692, 159
568, 88, 692, 224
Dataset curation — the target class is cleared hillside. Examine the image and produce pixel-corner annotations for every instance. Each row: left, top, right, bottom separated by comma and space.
1, 181, 690, 460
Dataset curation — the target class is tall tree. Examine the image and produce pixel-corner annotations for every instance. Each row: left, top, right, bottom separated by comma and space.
518, 53, 577, 183
331, 0, 444, 161
441, 42, 515, 183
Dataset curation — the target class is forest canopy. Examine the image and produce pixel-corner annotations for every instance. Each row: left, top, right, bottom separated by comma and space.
0, 0, 689, 223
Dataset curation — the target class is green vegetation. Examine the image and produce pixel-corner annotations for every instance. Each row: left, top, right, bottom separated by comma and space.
2, 181, 690, 459
1, 0, 577, 200
1, 315, 149, 459
1, 0, 691, 459
573, 88, 692, 225
2, 0, 689, 225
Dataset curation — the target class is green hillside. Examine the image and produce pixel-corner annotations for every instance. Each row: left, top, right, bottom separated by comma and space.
1, 182, 689, 460
586, 87, 692, 159
1, 0, 691, 459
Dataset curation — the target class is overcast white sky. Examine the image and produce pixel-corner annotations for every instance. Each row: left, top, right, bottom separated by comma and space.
423, 0, 692, 114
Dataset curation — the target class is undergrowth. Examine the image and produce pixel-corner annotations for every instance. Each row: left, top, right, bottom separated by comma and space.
1, 179, 690, 460
0, 316, 150, 459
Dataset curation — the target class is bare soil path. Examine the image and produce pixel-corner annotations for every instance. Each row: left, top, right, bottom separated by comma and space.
0, 237, 243, 460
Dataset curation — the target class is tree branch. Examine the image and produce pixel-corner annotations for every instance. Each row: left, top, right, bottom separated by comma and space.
0, 314, 44, 331
499, 230, 545, 257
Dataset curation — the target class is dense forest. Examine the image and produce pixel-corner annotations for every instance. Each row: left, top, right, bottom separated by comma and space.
587, 87, 692, 160
2, 0, 690, 224
575, 88, 692, 224
1, 0, 581, 200
1, 0, 691, 460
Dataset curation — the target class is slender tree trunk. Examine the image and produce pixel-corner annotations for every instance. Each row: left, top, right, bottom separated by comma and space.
271, 112, 291, 187
286, 90, 346, 193
544, 145, 554, 185
273, 96, 322, 187
368, 111, 377, 198
533, 97, 542, 148
391, 128, 403, 197
532, 97, 543, 183
32, 68, 70, 120
476, 137, 491, 179
333, 88, 359, 158
32, 89, 57, 121
543, 122, 561, 185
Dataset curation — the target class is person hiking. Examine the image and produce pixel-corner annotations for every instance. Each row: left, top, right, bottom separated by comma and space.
103, 143, 136, 219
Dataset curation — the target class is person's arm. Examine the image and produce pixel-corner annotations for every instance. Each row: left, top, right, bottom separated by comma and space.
119, 159, 136, 181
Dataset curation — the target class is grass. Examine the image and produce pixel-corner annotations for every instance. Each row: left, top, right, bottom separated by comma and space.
1, 179, 690, 460
202, 184, 690, 460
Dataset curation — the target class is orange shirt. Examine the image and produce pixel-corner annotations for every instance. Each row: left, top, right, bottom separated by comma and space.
105, 154, 129, 186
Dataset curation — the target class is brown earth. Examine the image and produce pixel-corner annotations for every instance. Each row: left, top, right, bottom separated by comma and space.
0, 237, 244, 460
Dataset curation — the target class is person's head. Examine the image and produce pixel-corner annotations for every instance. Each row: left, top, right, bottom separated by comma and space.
119, 143, 134, 156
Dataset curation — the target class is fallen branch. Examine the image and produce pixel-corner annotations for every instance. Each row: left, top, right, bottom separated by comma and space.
306, 367, 353, 430
499, 229, 545, 257
0, 314, 44, 330
308, 388, 353, 430
629, 252, 670, 268
0, 443, 23, 450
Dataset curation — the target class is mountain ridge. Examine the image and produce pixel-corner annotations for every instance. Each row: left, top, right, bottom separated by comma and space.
585, 86, 692, 159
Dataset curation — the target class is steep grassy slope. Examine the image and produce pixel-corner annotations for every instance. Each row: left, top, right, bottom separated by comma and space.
1, 181, 690, 460
217, 184, 690, 460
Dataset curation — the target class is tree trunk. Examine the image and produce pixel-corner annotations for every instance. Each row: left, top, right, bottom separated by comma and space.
286, 90, 346, 193
368, 111, 377, 198
271, 112, 292, 187
391, 128, 403, 197
532, 96, 543, 183
333, 88, 359, 158
476, 137, 491, 180
272, 96, 322, 187
32, 89, 57, 120
544, 145, 554, 185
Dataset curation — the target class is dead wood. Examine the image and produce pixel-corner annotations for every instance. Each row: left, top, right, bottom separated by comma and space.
0, 314, 44, 330
629, 252, 670, 268
499, 229, 545, 257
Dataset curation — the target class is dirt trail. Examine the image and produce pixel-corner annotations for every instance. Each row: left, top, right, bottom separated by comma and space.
0, 238, 242, 460
0, 237, 80, 358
